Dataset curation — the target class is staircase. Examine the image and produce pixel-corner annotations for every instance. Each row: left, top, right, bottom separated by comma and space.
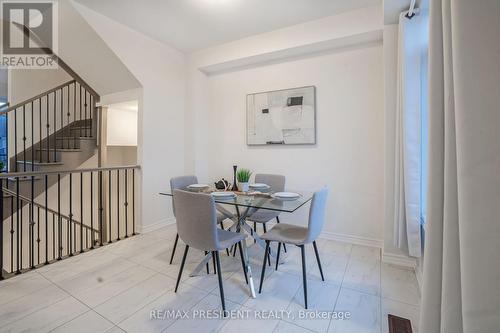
0, 65, 138, 280
1, 78, 98, 213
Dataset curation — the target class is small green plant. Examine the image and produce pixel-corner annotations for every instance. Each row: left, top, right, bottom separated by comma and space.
0, 161, 4, 171
236, 168, 252, 183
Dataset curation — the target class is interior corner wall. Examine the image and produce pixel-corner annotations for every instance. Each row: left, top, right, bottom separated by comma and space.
76, 5, 187, 231
193, 44, 385, 243
8, 67, 71, 105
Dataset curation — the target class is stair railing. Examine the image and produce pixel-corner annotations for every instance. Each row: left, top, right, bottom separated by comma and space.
0, 165, 139, 279
0, 79, 98, 172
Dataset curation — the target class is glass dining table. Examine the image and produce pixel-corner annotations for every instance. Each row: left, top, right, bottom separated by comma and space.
159, 187, 313, 298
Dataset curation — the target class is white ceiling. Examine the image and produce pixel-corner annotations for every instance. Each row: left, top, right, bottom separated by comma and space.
74, 0, 380, 53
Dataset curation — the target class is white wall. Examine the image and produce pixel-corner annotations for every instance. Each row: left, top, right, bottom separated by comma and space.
107, 146, 137, 166
107, 107, 138, 146
8, 67, 71, 105
185, 6, 385, 244
75, 3, 187, 231
200, 45, 384, 242
59, 0, 141, 95
76, 3, 387, 243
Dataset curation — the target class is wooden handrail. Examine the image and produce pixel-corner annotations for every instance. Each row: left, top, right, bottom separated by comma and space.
0, 80, 76, 115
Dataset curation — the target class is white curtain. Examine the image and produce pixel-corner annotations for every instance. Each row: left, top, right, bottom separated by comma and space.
394, 11, 425, 258
420, 0, 500, 332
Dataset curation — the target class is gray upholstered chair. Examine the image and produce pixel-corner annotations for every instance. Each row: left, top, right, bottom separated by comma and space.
247, 174, 287, 254
173, 189, 248, 314
169, 176, 231, 266
170, 175, 229, 266
258, 187, 329, 309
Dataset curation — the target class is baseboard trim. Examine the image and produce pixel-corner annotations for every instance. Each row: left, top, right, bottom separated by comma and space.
320, 231, 383, 248
141, 217, 176, 234
381, 252, 417, 269
415, 264, 423, 291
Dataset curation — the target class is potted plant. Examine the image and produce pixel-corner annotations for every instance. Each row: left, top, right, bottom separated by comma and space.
236, 168, 252, 192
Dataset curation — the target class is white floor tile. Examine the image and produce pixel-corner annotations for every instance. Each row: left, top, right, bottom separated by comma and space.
309, 254, 349, 286
328, 288, 381, 333
51, 310, 114, 333
274, 320, 317, 333
273, 245, 318, 277
217, 305, 280, 333
342, 259, 380, 296
0, 226, 419, 333
350, 245, 381, 263
284, 280, 341, 333
243, 271, 301, 312
210, 271, 253, 305
319, 240, 352, 259
381, 263, 420, 306
0, 284, 69, 326
165, 294, 240, 333
94, 273, 175, 325
118, 286, 208, 333
54, 257, 137, 295
73, 265, 157, 307
0, 272, 52, 306
104, 326, 126, 333
0, 297, 88, 333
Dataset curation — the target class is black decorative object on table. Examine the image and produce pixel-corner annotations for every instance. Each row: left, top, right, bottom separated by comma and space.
214, 178, 229, 190
231, 165, 239, 191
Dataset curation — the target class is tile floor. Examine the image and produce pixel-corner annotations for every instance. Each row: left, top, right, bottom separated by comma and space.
0, 224, 420, 333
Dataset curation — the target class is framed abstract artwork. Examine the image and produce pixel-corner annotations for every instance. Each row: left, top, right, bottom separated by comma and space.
246, 86, 316, 145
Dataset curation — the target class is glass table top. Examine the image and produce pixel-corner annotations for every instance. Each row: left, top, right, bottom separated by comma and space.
159, 188, 312, 213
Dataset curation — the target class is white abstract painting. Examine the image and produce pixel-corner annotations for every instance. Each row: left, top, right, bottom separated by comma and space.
246, 86, 316, 145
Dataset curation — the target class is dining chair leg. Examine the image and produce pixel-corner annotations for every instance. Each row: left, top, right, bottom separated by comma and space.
267, 247, 271, 266
312, 241, 325, 281
259, 241, 270, 293
205, 251, 210, 274
214, 251, 226, 316
253, 222, 257, 243
232, 224, 240, 257
169, 233, 179, 265
275, 243, 281, 271
262, 224, 271, 266
175, 245, 189, 293
220, 222, 231, 256
300, 245, 308, 309
212, 254, 217, 274
237, 241, 249, 284
276, 217, 287, 253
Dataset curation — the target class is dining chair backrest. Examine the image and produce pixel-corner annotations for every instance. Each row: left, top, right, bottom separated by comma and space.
170, 175, 198, 216
255, 174, 285, 192
304, 187, 329, 244
173, 189, 218, 251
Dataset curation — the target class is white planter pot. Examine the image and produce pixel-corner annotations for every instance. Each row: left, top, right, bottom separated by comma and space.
240, 182, 249, 192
